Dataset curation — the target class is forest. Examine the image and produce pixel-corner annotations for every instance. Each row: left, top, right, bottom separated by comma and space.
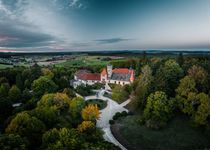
0, 53, 210, 149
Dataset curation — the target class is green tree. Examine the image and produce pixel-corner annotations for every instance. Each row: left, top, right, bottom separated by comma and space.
16, 73, 24, 90
42, 128, 82, 150
8, 85, 21, 103
32, 76, 58, 98
31, 106, 58, 128
154, 59, 184, 96
56, 77, 69, 90
22, 88, 32, 103
6, 112, 46, 147
176, 76, 197, 113
75, 84, 92, 96
24, 79, 31, 89
176, 76, 210, 125
0, 134, 28, 150
194, 93, 210, 125
133, 65, 153, 109
69, 97, 85, 121
176, 76, 197, 98
63, 88, 76, 99
112, 85, 129, 103
0, 77, 8, 84
38, 93, 71, 112
30, 63, 42, 81
42, 68, 54, 78
188, 65, 208, 92
144, 91, 173, 126
0, 83, 10, 98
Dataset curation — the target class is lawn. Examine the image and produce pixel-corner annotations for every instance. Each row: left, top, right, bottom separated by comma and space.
0, 64, 13, 69
55, 56, 111, 68
86, 99, 107, 110
113, 115, 210, 150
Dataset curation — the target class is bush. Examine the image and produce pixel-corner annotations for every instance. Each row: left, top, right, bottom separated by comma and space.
109, 120, 115, 125
112, 111, 128, 120
113, 115, 118, 120
121, 111, 128, 117
90, 83, 104, 90
75, 85, 92, 96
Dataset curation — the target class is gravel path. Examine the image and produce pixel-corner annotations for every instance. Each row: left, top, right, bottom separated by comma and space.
83, 89, 130, 150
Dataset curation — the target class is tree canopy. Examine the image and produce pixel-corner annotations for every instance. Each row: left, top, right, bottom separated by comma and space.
32, 76, 58, 98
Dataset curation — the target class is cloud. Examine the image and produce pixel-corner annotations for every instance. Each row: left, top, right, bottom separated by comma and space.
0, 0, 10, 14
94, 38, 131, 44
68, 0, 85, 9
0, 22, 56, 48
69, 0, 79, 7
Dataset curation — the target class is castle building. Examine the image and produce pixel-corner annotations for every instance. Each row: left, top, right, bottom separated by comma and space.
73, 65, 135, 88
101, 65, 135, 85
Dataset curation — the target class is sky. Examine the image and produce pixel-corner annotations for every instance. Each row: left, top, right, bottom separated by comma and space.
0, 0, 210, 52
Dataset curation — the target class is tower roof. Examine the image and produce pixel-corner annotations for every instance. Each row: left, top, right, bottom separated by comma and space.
101, 68, 107, 76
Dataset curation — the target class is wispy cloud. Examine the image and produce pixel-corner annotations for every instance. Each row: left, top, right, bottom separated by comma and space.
94, 38, 132, 44
69, 0, 85, 9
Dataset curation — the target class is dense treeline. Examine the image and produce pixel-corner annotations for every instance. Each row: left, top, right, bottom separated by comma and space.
114, 54, 210, 133
1, 54, 210, 149
0, 64, 119, 150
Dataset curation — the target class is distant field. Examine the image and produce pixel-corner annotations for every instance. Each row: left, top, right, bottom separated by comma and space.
113, 115, 210, 150
0, 64, 13, 69
0, 55, 127, 70
54, 56, 121, 68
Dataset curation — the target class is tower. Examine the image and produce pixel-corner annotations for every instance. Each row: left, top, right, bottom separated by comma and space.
130, 70, 135, 82
107, 65, 113, 78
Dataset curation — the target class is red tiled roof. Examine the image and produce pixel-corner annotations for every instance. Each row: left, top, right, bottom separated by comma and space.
112, 68, 131, 74
101, 68, 107, 76
77, 72, 101, 81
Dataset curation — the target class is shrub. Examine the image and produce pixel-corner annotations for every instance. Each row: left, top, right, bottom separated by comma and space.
121, 111, 128, 117
109, 120, 115, 125
113, 115, 118, 120
112, 111, 128, 120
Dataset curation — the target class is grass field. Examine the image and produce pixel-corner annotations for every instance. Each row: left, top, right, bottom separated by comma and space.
86, 99, 107, 110
0, 64, 13, 69
55, 56, 110, 68
114, 115, 210, 150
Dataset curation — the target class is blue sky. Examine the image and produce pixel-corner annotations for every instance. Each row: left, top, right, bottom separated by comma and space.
0, 0, 210, 52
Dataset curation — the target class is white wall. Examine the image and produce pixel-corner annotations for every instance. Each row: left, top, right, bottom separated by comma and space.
108, 80, 130, 85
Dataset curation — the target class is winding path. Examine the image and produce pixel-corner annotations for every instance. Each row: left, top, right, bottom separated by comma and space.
83, 89, 131, 150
